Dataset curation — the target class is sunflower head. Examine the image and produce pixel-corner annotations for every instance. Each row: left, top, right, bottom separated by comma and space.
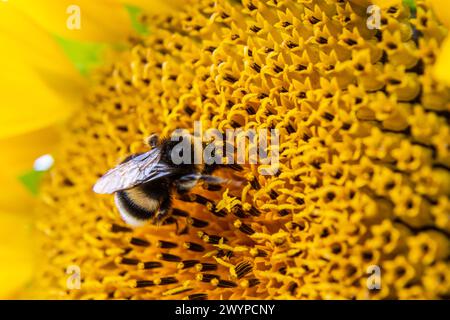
20, 0, 450, 300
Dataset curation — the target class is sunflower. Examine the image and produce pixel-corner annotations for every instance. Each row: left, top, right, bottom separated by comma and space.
3, 0, 449, 299
0, 0, 180, 298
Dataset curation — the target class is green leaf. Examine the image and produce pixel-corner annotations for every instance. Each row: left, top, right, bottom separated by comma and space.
18, 170, 46, 196
125, 5, 149, 36
403, 0, 416, 11
54, 35, 107, 76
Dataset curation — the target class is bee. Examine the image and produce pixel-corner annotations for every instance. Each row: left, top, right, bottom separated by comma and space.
93, 134, 238, 226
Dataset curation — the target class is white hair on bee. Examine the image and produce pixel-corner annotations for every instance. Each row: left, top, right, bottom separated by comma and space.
114, 193, 147, 227
94, 133, 244, 227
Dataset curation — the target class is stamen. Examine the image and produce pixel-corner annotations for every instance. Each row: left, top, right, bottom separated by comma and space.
130, 237, 150, 247
110, 224, 132, 233
171, 208, 189, 217
177, 260, 200, 269
188, 293, 208, 300
232, 205, 249, 218
213, 279, 238, 288
196, 273, 220, 282
234, 220, 255, 235
242, 278, 260, 288
195, 263, 218, 272
184, 242, 205, 252
133, 280, 155, 288
155, 277, 178, 285
163, 287, 193, 296
138, 261, 162, 270
157, 240, 178, 248
233, 261, 253, 279
202, 234, 226, 244
187, 217, 209, 228
206, 202, 227, 217
119, 258, 140, 265
250, 248, 268, 257
157, 253, 181, 262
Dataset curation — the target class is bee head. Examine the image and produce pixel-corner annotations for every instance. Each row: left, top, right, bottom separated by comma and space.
146, 134, 160, 148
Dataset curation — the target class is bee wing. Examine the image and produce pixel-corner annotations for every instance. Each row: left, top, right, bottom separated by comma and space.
93, 148, 172, 194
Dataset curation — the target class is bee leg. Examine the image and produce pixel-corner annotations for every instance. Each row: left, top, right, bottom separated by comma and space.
176, 174, 226, 194
203, 163, 243, 174
203, 183, 223, 192
199, 175, 227, 185
202, 163, 219, 175
178, 225, 189, 235
174, 219, 189, 236
224, 163, 244, 172
152, 194, 172, 225
175, 184, 192, 195
179, 173, 226, 185
175, 174, 200, 194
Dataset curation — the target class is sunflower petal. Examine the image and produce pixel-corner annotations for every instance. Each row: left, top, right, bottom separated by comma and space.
0, 126, 59, 177
429, 0, 450, 29
429, 1, 450, 85
434, 37, 450, 86
54, 36, 108, 76
119, 0, 185, 15
0, 172, 36, 214
0, 6, 84, 139
0, 212, 33, 299
0, 58, 80, 139
125, 5, 149, 35
10, 0, 133, 42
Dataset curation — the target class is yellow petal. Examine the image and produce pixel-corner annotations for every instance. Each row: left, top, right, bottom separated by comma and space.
434, 37, 450, 86
372, 0, 403, 7
0, 172, 35, 215
0, 126, 59, 176
429, 0, 450, 29
0, 127, 59, 212
0, 212, 33, 299
0, 4, 85, 81
9, 0, 133, 42
0, 58, 80, 139
350, 0, 402, 7
429, 1, 450, 85
0, 6, 84, 140
120, 0, 185, 14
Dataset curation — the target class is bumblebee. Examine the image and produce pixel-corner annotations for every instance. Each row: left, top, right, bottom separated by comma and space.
93, 134, 237, 226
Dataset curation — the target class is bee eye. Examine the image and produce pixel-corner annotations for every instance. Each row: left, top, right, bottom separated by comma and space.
147, 134, 160, 148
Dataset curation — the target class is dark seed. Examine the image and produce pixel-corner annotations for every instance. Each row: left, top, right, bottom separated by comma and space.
250, 25, 261, 33
196, 263, 218, 272
111, 224, 132, 233
120, 258, 139, 265
178, 260, 200, 269
135, 280, 154, 288
247, 278, 260, 287
323, 112, 335, 121
188, 293, 208, 300
187, 217, 209, 228
217, 280, 238, 288
141, 261, 162, 269
158, 240, 177, 249
130, 237, 150, 247
197, 273, 220, 282
158, 253, 181, 262
157, 277, 178, 285
184, 242, 205, 252
235, 261, 253, 278
171, 208, 189, 217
